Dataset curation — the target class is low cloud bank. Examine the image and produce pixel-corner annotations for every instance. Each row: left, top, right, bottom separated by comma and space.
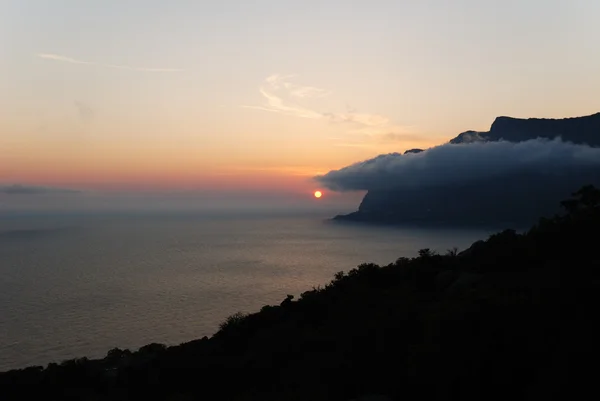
315, 138, 600, 191
0, 184, 80, 195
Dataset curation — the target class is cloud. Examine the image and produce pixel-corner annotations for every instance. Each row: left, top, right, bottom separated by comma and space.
324, 112, 390, 127
0, 184, 80, 195
264, 74, 331, 98
323, 111, 418, 141
243, 74, 328, 119
265, 74, 297, 88
258, 87, 323, 118
288, 85, 331, 98
245, 74, 418, 146
38, 53, 93, 65
315, 138, 600, 191
37, 53, 183, 72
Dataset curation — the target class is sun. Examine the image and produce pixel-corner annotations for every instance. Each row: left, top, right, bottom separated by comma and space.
314, 190, 323, 199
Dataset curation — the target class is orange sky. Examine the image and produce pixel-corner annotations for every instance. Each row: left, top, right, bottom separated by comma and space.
2, 1, 600, 197
1, 110, 445, 193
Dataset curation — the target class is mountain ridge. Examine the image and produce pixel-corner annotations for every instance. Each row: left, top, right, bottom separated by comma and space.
335, 112, 600, 226
450, 112, 600, 145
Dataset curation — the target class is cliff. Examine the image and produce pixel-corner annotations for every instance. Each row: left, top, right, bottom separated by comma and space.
450, 112, 600, 145
336, 169, 600, 227
336, 112, 600, 227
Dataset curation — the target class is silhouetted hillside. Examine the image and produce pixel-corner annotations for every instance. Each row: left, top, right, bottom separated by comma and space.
1, 186, 600, 400
337, 168, 600, 227
332, 112, 600, 226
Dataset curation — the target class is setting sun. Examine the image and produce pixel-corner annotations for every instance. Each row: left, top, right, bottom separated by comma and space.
314, 190, 323, 198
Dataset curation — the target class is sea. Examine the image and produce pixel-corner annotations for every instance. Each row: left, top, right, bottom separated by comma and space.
0, 211, 494, 371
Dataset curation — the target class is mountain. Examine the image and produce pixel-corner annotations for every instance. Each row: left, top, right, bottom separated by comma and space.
336, 169, 600, 227
334, 112, 600, 227
450, 112, 600, 145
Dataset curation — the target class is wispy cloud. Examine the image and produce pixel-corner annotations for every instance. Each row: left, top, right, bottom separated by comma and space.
38, 53, 92, 65
287, 85, 331, 98
323, 109, 419, 147
324, 112, 389, 127
265, 74, 296, 88
244, 74, 422, 148
242, 74, 327, 119
37, 53, 184, 72
264, 74, 331, 98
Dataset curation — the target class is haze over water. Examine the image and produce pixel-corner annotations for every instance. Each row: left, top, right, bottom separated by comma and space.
0, 211, 492, 371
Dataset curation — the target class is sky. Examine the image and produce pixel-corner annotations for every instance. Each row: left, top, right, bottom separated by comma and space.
2, 0, 600, 210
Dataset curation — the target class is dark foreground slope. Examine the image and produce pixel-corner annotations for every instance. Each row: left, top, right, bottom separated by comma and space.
2, 186, 600, 401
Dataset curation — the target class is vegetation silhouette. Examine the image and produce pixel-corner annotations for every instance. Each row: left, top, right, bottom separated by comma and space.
2, 186, 600, 400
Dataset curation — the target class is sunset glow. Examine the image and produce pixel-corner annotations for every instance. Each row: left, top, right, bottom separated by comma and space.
2, 1, 600, 203
314, 191, 323, 199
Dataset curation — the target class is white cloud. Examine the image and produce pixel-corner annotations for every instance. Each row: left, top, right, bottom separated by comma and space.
258, 87, 323, 119
38, 53, 92, 65
242, 75, 326, 119
265, 74, 297, 88
37, 53, 184, 72
244, 74, 418, 147
324, 112, 390, 127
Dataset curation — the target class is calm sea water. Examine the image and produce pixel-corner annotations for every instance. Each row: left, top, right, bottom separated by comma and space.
0, 211, 494, 371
